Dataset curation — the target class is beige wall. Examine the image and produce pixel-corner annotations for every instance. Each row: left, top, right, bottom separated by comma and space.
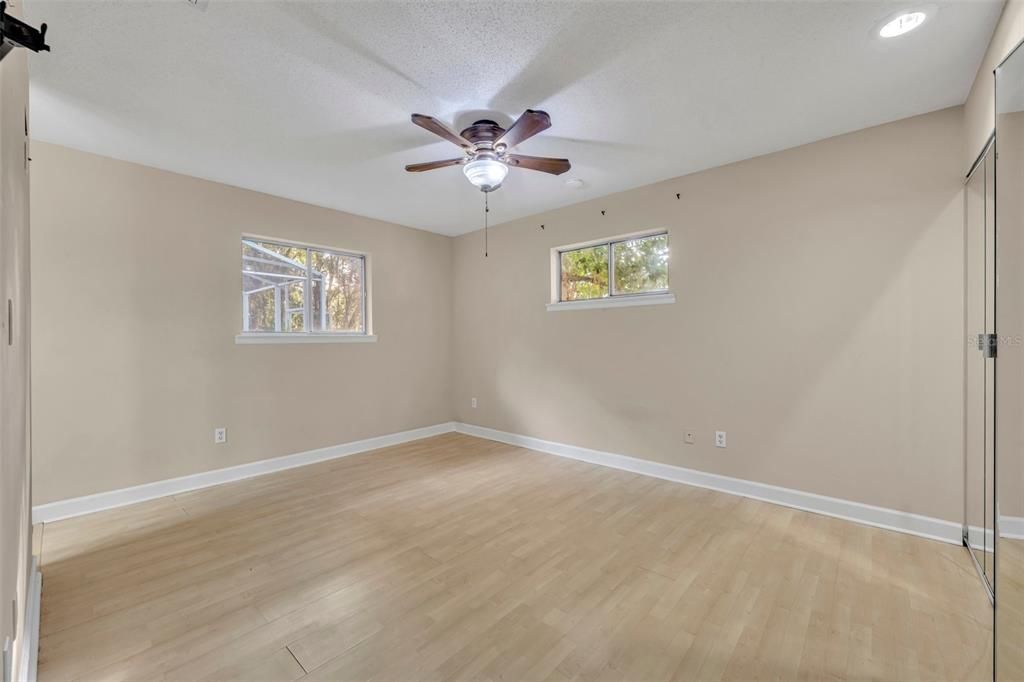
29, 111, 973, 526
30, 143, 452, 505
0, 14, 33, 678
966, 0, 1024, 168
452, 107, 966, 523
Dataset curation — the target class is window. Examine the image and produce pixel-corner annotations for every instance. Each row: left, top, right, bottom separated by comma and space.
238, 237, 373, 343
551, 231, 673, 310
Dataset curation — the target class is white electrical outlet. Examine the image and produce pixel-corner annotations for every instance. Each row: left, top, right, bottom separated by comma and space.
715, 431, 727, 448
684, 431, 695, 445
214, 427, 227, 444
471, 397, 477, 408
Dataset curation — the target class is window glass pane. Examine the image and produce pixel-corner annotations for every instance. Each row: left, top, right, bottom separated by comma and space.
560, 245, 609, 301
242, 240, 307, 279
283, 281, 305, 332
613, 234, 669, 295
310, 250, 364, 332
245, 288, 277, 332
242, 240, 308, 333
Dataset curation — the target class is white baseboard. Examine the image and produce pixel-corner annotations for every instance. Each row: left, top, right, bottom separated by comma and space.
455, 422, 964, 546
33, 418, 974, 548
1001, 515, 1024, 541
32, 422, 457, 523
17, 557, 40, 682
966, 525, 994, 552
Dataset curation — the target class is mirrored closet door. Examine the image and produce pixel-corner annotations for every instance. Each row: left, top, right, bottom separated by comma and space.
965, 135, 996, 597
996, 38, 1024, 682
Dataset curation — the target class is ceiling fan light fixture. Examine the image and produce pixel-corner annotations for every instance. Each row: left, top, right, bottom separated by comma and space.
407, 110, 569, 195
463, 157, 509, 192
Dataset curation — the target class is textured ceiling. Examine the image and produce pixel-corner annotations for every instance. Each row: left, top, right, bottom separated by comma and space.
27, 0, 1003, 236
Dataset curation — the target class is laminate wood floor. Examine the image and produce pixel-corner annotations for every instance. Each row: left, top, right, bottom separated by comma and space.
37, 433, 992, 681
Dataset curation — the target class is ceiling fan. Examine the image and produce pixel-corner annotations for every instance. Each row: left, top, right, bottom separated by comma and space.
405, 109, 571, 193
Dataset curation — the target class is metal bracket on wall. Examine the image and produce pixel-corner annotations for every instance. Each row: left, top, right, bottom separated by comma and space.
979, 333, 998, 359
0, 1, 48, 62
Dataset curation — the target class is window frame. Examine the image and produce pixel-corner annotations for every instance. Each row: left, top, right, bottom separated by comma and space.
550, 230, 673, 310
236, 235, 374, 344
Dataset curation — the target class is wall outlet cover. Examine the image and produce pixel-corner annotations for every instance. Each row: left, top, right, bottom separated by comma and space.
715, 431, 727, 448
684, 431, 695, 444
214, 427, 227, 444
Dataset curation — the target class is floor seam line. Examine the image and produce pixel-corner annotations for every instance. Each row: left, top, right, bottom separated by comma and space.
286, 644, 309, 673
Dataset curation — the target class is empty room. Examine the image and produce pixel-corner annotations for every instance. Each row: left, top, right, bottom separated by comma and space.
2, 0, 1024, 680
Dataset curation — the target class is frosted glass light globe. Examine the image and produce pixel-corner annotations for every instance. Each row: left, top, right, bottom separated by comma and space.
463, 158, 509, 192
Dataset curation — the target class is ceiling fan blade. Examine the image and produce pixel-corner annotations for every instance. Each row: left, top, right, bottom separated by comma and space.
506, 154, 571, 175
405, 158, 467, 172
410, 114, 473, 150
496, 110, 552, 149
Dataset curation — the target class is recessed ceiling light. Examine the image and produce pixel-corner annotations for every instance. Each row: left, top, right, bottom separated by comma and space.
565, 178, 585, 189
879, 11, 926, 38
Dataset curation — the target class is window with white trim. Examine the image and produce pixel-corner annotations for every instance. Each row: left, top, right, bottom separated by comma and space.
555, 231, 670, 302
240, 238, 368, 336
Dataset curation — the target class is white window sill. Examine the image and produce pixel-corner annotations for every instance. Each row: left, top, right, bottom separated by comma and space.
546, 292, 676, 312
235, 333, 378, 345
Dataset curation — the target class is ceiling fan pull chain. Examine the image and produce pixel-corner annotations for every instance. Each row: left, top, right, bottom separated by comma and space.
484, 191, 489, 258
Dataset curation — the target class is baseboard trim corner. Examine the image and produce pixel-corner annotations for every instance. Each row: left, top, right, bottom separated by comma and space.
33, 422, 457, 523
454, 422, 963, 546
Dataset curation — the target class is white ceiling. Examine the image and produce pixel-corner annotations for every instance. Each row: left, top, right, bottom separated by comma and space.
27, 0, 1003, 236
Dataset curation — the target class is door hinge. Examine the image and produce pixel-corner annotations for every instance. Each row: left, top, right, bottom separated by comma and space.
979, 333, 998, 359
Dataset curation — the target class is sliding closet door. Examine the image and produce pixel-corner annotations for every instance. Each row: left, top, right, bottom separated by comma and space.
986, 147, 997, 584
996, 40, 1024, 682
965, 141, 996, 595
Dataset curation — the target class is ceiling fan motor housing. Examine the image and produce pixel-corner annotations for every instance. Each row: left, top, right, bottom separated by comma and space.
460, 120, 507, 149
